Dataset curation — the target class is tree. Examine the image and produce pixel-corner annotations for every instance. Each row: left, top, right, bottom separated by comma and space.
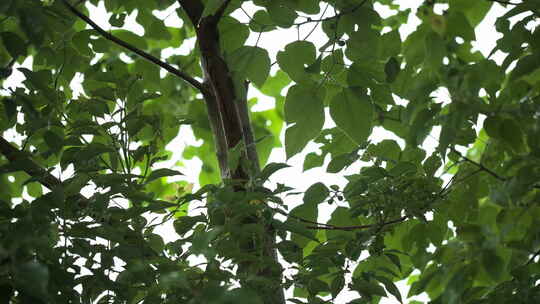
0, 0, 539, 303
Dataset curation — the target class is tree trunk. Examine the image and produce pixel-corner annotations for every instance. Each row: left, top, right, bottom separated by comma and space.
179, 1, 285, 303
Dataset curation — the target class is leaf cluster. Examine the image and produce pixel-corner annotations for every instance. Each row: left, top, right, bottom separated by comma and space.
1, 0, 540, 303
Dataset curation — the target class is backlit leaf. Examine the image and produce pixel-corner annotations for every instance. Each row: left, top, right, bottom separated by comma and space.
330, 89, 373, 145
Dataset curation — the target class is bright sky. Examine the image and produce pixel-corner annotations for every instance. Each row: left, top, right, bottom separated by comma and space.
0, 0, 518, 303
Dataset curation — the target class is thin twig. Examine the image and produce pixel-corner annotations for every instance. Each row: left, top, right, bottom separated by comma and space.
61, 0, 206, 93
273, 203, 407, 231
526, 248, 540, 265
487, 0, 522, 5
294, 0, 370, 26
273, 208, 333, 227
449, 147, 540, 190
449, 147, 505, 181
303, 3, 330, 41
306, 216, 408, 231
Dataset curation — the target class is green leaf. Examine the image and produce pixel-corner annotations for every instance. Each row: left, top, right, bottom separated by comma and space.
351, 278, 387, 298
326, 207, 361, 240
346, 27, 380, 62
450, 0, 493, 26
303, 182, 329, 205
499, 118, 526, 153
259, 70, 291, 97
272, 219, 318, 244
202, 0, 224, 18
384, 57, 400, 83
277, 240, 303, 263
321, 49, 345, 75
65, 173, 91, 197
26, 182, 43, 198
43, 130, 64, 153
72, 30, 94, 57
267, 1, 298, 28
1, 31, 26, 59
250, 10, 276, 32
327, 153, 356, 173
287, 202, 319, 248
330, 275, 345, 299
371, 84, 394, 106
384, 253, 402, 273
380, 30, 402, 59
219, 17, 250, 53
284, 84, 325, 158
482, 249, 504, 281
13, 261, 49, 299
305, 56, 321, 74
19, 7, 47, 46
423, 153, 442, 176
134, 92, 161, 104
3, 0, 539, 301
110, 29, 148, 50
174, 215, 206, 236
144, 200, 177, 212
303, 152, 324, 171
424, 32, 445, 71
308, 278, 329, 295
446, 11, 475, 41
403, 27, 429, 67
368, 139, 401, 162
229, 46, 271, 87
329, 89, 374, 145
2, 98, 16, 122
277, 41, 317, 83
146, 168, 183, 184
77, 143, 115, 161
0, 0, 13, 14
259, 162, 290, 182
297, 0, 320, 14
109, 13, 126, 27
375, 275, 403, 303
18, 68, 52, 92
484, 116, 526, 152
388, 161, 417, 177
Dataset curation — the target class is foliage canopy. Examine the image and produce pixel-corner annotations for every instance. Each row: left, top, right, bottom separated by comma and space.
1, 0, 540, 303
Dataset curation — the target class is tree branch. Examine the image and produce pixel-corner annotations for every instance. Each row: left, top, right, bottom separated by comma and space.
526, 248, 540, 265
0, 136, 60, 190
294, 0, 369, 26
61, 0, 206, 93
180, 2, 281, 303
273, 205, 407, 231
450, 147, 505, 181
306, 216, 408, 231
450, 147, 540, 189
0, 136, 89, 207
487, 0, 522, 5
179, 0, 232, 27
178, 0, 205, 27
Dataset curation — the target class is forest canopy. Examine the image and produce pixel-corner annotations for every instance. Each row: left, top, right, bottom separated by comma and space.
1, 0, 540, 303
